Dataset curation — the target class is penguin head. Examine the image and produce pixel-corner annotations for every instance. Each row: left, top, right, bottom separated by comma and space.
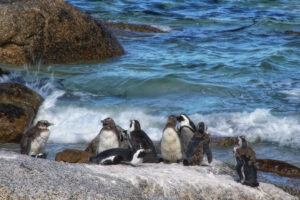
238, 136, 248, 148
166, 115, 177, 129
197, 122, 207, 134
176, 114, 196, 131
128, 120, 141, 132
36, 120, 53, 129
101, 117, 116, 128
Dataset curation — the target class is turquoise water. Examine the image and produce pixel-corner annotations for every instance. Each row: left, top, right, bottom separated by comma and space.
1, 0, 300, 167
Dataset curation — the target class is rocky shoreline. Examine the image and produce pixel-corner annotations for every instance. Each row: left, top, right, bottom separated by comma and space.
0, 150, 297, 200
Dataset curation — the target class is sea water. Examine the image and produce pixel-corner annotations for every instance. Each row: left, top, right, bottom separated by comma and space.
0, 0, 299, 169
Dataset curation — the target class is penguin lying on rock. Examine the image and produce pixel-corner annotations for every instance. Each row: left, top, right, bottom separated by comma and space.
233, 136, 259, 187
126, 119, 159, 163
89, 147, 147, 166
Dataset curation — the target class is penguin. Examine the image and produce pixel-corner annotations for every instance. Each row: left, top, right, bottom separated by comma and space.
89, 147, 147, 166
160, 115, 182, 163
233, 136, 259, 187
126, 120, 158, 163
182, 127, 204, 166
85, 117, 121, 155
197, 122, 213, 164
176, 114, 196, 157
20, 120, 53, 158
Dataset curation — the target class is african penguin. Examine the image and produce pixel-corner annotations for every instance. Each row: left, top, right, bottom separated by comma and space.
233, 136, 259, 187
197, 122, 213, 164
126, 120, 159, 163
85, 117, 121, 155
20, 120, 53, 158
176, 114, 196, 157
160, 115, 182, 163
89, 147, 147, 166
182, 127, 204, 166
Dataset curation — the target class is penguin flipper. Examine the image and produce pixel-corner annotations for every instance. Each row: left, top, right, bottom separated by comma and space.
204, 144, 213, 164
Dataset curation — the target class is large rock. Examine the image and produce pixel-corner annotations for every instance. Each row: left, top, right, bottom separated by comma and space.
0, 0, 124, 66
0, 83, 43, 143
0, 151, 296, 200
257, 159, 300, 178
55, 149, 94, 163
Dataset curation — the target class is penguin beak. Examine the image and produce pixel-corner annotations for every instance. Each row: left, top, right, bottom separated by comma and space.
47, 122, 54, 126
175, 115, 182, 121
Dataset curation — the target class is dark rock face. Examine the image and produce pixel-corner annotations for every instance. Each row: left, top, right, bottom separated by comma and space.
55, 149, 95, 163
257, 159, 300, 178
0, 83, 43, 143
0, 0, 124, 66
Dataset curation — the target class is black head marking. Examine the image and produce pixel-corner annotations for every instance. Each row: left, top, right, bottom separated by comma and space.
197, 122, 207, 134
238, 136, 248, 148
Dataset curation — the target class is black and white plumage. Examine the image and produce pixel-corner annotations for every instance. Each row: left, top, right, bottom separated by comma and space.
197, 122, 213, 164
160, 115, 182, 163
89, 147, 147, 166
233, 136, 259, 187
20, 120, 53, 158
176, 114, 196, 157
126, 120, 158, 163
85, 117, 121, 154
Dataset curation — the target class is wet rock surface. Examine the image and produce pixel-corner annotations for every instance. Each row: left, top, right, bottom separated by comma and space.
0, 83, 43, 143
55, 149, 94, 163
257, 159, 300, 178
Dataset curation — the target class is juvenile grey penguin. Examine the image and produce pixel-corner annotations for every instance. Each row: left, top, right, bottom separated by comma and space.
20, 120, 53, 158
160, 115, 182, 163
89, 146, 147, 166
233, 136, 259, 187
126, 120, 158, 163
85, 117, 121, 155
176, 114, 196, 157
197, 122, 213, 164
182, 127, 204, 166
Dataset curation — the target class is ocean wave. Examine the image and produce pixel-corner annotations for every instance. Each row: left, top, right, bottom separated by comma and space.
34, 89, 300, 148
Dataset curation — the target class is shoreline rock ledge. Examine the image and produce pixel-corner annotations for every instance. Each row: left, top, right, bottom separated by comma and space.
0, 0, 124, 66
0, 151, 296, 200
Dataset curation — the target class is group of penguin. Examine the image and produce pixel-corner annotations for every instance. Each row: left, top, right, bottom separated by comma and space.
20, 114, 259, 187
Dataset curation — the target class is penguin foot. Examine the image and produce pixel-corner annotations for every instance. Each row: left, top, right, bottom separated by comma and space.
183, 159, 189, 166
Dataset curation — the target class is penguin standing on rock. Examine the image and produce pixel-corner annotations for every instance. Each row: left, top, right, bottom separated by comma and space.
126, 120, 158, 163
182, 127, 204, 166
233, 136, 259, 187
176, 114, 196, 157
160, 115, 182, 163
85, 117, 121, 154
197, 122, 213, 164
20, 120, 53, 158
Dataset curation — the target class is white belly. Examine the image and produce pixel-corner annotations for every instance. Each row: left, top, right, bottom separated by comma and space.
161, 128, 182, 162
98, 130, 119, 154
29, 130, 50, 155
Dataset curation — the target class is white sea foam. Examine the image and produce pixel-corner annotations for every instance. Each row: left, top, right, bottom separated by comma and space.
191, 109, 300, 149
35, 93, 165, 143
281, 88, 300, 102
35, 89, 300, 148
151, 25, 172, 32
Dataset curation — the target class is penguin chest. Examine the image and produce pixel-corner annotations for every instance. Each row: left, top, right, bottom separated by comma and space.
98, 130, 119, 153
29, 130, 50, 155
161, 128, 182, 161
